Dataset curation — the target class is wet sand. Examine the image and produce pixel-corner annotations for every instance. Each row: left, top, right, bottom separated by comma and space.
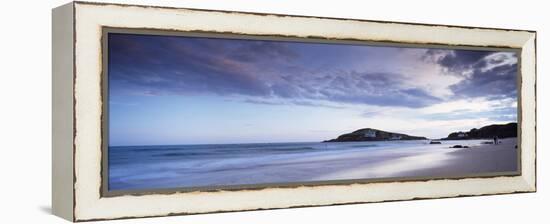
396, 138, 518, 178
318, 138, 518, 181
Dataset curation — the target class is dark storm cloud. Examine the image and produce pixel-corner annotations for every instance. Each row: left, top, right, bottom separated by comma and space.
437, 50, 493, 72
425, 49, 518, 99
109, 33, 448, 108
450, 63, 517, 99
109, 34, 274, 97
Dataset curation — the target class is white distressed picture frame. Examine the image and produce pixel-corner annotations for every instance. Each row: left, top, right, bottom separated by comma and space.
52, 1, 536, 222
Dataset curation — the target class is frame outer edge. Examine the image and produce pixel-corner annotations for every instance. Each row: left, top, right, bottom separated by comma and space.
70, 2, 537, 221
531, 32, 537, 191
52, 2, 75, 222
520, 32, 537, 191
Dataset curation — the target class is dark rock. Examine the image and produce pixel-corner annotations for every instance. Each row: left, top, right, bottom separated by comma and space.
450, 145, 469, 148
429, 141, 442, 144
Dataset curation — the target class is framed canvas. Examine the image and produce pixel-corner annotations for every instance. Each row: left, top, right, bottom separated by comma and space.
52, 1, 537, 222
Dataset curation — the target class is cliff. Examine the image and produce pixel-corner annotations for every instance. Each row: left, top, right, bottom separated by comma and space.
442, 122, 517, 140
324, 128, 427, 142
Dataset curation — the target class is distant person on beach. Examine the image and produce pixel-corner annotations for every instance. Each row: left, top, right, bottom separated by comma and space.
493, 136, 499, 145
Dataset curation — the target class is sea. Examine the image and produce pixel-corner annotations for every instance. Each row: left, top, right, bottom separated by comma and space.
108, 139, 489, 191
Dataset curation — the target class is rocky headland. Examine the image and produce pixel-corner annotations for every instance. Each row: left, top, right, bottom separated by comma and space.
324, 128, 427, 142
442, 122, 517, 140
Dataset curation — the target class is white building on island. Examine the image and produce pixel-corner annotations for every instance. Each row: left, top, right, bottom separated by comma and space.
363, 129, 377, 138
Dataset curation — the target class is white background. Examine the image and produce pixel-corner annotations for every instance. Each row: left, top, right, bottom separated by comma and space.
0, 0, 546, 223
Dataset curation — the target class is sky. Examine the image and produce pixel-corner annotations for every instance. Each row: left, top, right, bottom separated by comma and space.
108, 33, 518, 146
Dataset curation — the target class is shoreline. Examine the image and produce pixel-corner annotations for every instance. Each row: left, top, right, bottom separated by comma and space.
317, 138, 518, 181
109, 138, 518, 190
396, 138, 518, 177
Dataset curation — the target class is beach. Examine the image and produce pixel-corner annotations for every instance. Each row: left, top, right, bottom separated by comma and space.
109, 138, 518, 190
317, 138, 518, 181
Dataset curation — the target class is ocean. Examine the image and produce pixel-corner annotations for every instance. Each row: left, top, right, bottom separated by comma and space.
108, 139, 491, 191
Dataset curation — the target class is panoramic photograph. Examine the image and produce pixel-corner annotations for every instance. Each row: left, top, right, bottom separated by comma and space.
107, 32, 519, 191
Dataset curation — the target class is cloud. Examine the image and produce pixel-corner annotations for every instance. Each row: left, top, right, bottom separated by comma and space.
360, 96, 517, 122
356, 96, 517, 138
418, 107, 517, 122
228, 41, 299, 62
449, 63, 517, 99
109, 33, 517, 109
273, 70, 443, 108
291, 100, 346, 109
439, 50, 493, 71
242, 98, 345, 109
109, 34, 277, 97
242, 99, 283, 106
425, 49, 518, 100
